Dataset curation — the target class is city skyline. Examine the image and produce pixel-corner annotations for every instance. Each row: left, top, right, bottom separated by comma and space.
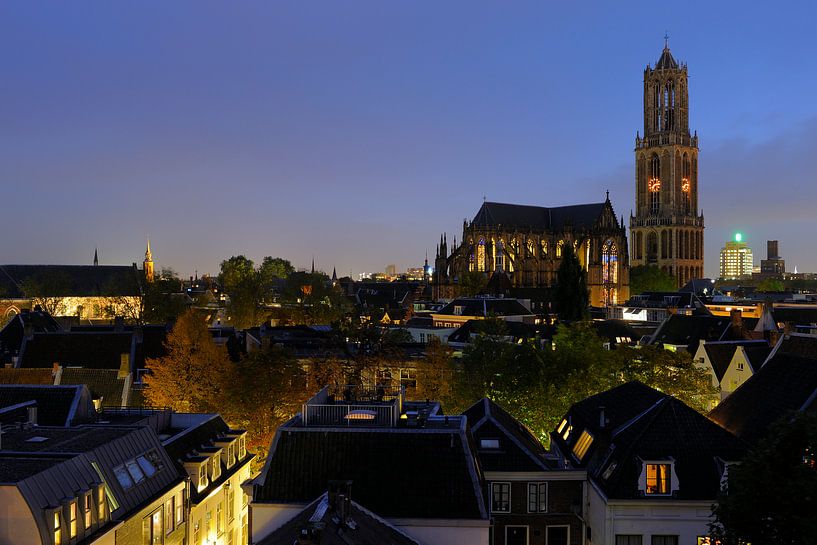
3, 1, 817, 278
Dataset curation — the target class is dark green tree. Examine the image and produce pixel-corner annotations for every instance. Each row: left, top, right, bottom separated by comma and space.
756, 277, 785, 292
458, 271, 488, 297
218, 256, 263, 328
710, 411, 817, 545
629, 265, 677, 294
554, 243, 588, 320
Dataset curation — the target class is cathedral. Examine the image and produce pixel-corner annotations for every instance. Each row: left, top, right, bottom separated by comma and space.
629, 40, 704, 286
433, 195, 629, 307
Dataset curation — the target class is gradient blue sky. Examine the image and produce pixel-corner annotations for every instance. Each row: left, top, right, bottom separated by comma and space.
3, 1, 816, 279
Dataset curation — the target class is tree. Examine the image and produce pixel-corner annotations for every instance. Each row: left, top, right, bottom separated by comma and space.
219, 256, 263, 328
458, 271, 487, 297
629, 265, 677, 294
19, 271, 72, 316
143, 309, 233, 413
710, 411, 817, 545
415, 337, 456, 404
141, 274, 189, 324
757, 277, 785, 292
222, 346, 308, 466
258, 257, 294, 285
553, 243, 588, 320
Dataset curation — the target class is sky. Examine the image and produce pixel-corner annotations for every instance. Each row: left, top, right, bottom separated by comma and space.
2, 1, 817, 279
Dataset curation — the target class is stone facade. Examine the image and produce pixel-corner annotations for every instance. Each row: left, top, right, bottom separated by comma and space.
433, 198, 629, 307
629, 42, 705, 287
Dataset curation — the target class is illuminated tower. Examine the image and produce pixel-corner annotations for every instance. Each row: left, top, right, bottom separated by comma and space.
630, 39, 704, 287
719, 233, 753, 280
144, 239, 154, 283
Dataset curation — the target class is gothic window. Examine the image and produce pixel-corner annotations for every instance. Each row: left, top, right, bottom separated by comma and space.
527, 240, 535, 258
649, 154, 661, 214
653, 83, 661, 132
540, 240, 548, 257
602, 240, 618, 284
647, 232, 658, 263
556, 240, 564, 258
477, 239, 486, 272
495, 239, 504, 271
681, 153, 691, 214
664, 80, 674, 130
468, 240, 475, 272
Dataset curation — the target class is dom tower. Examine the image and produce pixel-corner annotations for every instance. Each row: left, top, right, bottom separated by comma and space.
630, 40, 704, 287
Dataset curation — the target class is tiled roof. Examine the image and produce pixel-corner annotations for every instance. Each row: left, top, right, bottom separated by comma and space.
463, 398, 553, 472
19, 331, 134, 370
254, 419, 486, 520
59, 368, 128, 408
709, 334, 817, 445
0, 311, 61, 363
0, 265, 141, 298
471, 201, 608, 231
742, 345, 772, 371
0, 368, 55, 385
258, 493, 422, 545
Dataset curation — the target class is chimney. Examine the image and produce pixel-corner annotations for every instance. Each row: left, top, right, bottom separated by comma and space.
730, 309, 743, 336
328, 480, 354, 524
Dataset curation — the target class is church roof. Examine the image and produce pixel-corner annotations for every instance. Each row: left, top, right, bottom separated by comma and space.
655, 46, 679, 70
0, 265, 141, 298
471, 201, 607, 231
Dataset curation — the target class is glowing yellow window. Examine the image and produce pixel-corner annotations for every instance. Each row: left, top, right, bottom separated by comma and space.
571, 430, 594, 461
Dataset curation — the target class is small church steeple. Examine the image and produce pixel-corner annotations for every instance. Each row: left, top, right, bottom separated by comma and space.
93, 247, 98, 266
143, 238, 154, 283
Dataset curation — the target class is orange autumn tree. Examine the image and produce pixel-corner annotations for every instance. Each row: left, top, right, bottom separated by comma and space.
144, 309, 233, 413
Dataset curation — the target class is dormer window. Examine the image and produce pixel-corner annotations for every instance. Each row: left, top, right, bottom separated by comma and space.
227, 443, 235, 468
572, 430, 594, 462
645, 462, 672, 495
52, 510, 62, 545
68, 501, 77, 538
238, 435, 246, 460
83, 493, 92, 529
198, 464, 208, 491
211, 455, 222, 481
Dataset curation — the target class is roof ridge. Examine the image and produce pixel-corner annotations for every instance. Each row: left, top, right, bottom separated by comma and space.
612, 395, 667, 438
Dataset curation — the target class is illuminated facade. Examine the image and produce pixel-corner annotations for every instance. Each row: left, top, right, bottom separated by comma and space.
433, 196, 629, 307
630, 41, 705, 287
719, 234, 753, 279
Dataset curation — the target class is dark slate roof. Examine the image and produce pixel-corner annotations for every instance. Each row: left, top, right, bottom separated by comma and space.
552, 382, 746, 500
771, 307, 817, 326
471, 201, 608, 231
163, 415, 229, 467
254, 418, 486, 520
655, 46, 679, 70
703, 343, 741, 382
742, 344, 772, 372
0, 265, 141, 298
463, 398, 553, 472
258, 493, 421, 545
59, 368, 128, 407
0, 311, 61, 363
19, 331, 135, 370
436, 298, 532, 317
446, 319, 554, 345
0, 385, 88, 426
709, 334, 817, 445
650, 314, 733, 353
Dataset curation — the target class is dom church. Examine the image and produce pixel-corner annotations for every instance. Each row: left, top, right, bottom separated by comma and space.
433, 42, 704, 305
629, 41, 704, 286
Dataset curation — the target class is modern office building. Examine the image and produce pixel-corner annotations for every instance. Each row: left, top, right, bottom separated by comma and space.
719, 233, 753, 280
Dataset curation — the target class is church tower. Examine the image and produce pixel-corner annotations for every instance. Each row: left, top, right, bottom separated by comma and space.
144, 239, 154, 283
630, 39, 704, 287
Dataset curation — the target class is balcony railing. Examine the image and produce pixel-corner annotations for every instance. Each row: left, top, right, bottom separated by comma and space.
301, 385, 404, 427
636, 132, 698, 149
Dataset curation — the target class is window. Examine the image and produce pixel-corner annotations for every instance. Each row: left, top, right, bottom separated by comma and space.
175, 490, 184, 526
198, 464, 208, 490
561, 424, 572, 441
527, 482, 547, 513
165, 497, 175, 534
137, 454, 158, 478
572, 430, 594, 461
652, 536, 678, 545
490, 482, 510, 513
616, 536, 642, 545
228, 490, 235, 522
193, 522, 200, 545
646, 463, 671, 495
737, 362, 744, 371
143, 508, 163, 545
238, 435, 246, 460
480, 439, 500, 449
649, 154, 661, 215
216, 501, 224, 535
227, 443, 235, 467
556, 419, 568, 435
83, 494, 92, 529
211, 455, 221, 481
69, 501, 77, 538
96, 485, 108, 520
126, 460, 146, 484
53, 510, 62, 545
114, 465, 135, 489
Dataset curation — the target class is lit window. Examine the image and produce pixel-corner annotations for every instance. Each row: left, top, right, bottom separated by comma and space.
228, 490, 235, 522
83, 494, 92, 528
491, 482, 511, 513
53, 511, 61, 544
211, 456, 221, 481
198, 464, 208, 490
175, 490, 184, 526
69, 501, 77, 538
572, 430, 594, 461
238, 435, 246, 460
217, 501, 224, 535
144, 508, 163, 545
646, 463, 671, 495
527, 482, 547, 513
556, 419, 568, 435
165, 497, 175, 534
561, 424, 572, 441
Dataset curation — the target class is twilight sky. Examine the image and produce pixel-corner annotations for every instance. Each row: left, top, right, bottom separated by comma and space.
2, 1, 816, 279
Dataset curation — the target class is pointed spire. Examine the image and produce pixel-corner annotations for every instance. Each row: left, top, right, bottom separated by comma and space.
424, 250, 428, 266
93, 247, 98, 266
605, 189, 610, 202
655, 35, 679, 70
311, 257, 315, 274
332, 267, 337, 281
145, 238, 152, 261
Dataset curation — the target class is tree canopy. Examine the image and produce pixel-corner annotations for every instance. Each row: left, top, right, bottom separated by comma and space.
629, 265, 677, 295
710, 411, 817, 545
